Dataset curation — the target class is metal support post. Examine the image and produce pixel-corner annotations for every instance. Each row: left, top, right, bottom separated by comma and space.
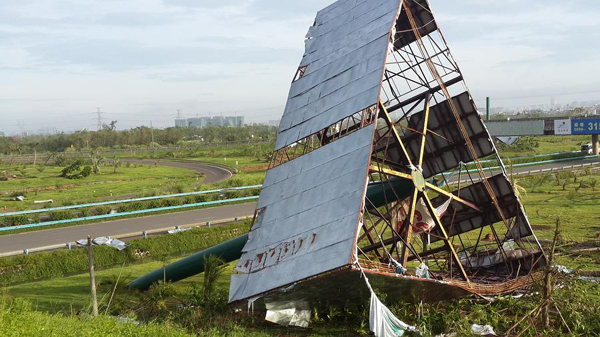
87, 235, 98, 317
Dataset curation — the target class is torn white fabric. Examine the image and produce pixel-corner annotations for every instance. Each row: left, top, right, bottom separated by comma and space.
247, 295, 261, 313
354, 254, 419, 336
390, 258, 406, 275
370, 291, 419, 336
265, 308, 311, 328
416, 262, 430, 279
471, 324, 496, 335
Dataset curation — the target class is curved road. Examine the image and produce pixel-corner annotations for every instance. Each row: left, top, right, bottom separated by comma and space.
0, 157, 598, 256
121, 159, 233, 184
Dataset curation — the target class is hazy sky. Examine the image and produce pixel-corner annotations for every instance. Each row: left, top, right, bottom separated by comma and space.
1, 0, 599, 134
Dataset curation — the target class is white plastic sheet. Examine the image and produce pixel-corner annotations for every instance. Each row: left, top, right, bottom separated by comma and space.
265, 308, 311, 328
416, 262, 430, 279
370, 291, 420, 337
471, 324, 496, 336
76, 237, 128, 251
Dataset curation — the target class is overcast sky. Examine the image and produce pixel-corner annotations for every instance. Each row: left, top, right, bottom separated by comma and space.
1, 0, 599, 134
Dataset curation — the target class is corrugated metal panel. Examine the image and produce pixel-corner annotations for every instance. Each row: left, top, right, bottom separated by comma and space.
274, 0, 401, 150
229, 125, 375, 303
486, 120, 545, 136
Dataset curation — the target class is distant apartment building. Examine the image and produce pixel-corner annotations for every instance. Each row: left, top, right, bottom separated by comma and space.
175, 116, 245, 128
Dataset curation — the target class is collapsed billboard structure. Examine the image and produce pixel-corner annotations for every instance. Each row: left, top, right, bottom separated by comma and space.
229, 0, 546, 313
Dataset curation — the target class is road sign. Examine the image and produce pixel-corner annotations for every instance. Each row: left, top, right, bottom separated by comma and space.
572, 119, 600, 135
554, 119, 571, 135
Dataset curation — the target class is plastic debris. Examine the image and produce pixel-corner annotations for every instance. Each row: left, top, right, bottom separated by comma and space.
555, 265, 573, 274
416, 262, 430, 279
265, 308, 311, 328
390, 258, 407, 275
76, 236, 128, 251
471, 324, 496, 336
168, 227, 191, 234
370, 291, 420, 336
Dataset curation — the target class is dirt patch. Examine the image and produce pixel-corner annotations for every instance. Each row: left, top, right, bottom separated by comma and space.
531, 225, 552, 231
242, 165, 269, 172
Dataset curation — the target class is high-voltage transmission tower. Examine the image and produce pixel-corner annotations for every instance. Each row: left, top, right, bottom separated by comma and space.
93, 107, 104, 131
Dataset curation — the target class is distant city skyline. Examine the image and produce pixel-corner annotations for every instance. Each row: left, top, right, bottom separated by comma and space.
1, 0, 599, 134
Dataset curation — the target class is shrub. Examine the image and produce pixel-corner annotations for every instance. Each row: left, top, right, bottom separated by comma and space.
0, 221, 248, 285
92, 206, 113, 215
194, 194, 209, 203
48, 211, 77, 221
1, 215, 30, 227
163, 198, 183, 207
118, 201, 148, 213
60, 160, 83, 178
79, 165, 92, 178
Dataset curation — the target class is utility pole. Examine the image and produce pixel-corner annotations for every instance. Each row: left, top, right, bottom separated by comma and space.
486, 97, 491, 121
93, 107, 104, 131
150, 121, 155, 148
87, 235, 98, 317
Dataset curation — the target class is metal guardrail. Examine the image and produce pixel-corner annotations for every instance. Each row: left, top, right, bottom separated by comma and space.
0, 195, 259, 232
447, 154, 599, 178
451, 160, 600, 185
2, 153, 598, 218
0, 185, 262, 217
0, 215, 253, 257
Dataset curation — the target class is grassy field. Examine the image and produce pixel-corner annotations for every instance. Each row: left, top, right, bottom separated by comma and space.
0, 164, 200, 211
1, 139, 599, 336
497, 135, 590, 157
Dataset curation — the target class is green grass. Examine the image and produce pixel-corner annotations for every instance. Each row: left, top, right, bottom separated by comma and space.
498, 135, 590, 157
0, 164, 200, 211
517, 172, 600, 242
0, 297, 192, 336
3, 257, 214, 313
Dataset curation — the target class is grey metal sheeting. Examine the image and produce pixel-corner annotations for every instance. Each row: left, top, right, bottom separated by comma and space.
274, 0, 401, 150
229, 125, 375, 303
486, 120, 546, 137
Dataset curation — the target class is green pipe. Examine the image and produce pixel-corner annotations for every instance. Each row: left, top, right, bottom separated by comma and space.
129, 179, 414, 290
128, 234, 248, 290
366, 178, 414, 209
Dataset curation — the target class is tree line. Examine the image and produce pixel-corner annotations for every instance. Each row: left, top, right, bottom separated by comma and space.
0, 125, 278, 154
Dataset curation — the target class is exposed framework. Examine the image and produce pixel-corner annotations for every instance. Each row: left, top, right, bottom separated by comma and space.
230, 0, 546, 308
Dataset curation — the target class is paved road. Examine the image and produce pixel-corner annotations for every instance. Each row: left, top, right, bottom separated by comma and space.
448, 156, 600, 184
121, 159, 233, 184
1, 157, 598, 256
0, 202, 256, 255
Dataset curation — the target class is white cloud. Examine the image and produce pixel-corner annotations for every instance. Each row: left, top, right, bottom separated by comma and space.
0, 0, 599, 133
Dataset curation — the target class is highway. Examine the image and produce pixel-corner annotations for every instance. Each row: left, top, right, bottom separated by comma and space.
0, 156, 598, 256
0, 202, 257, 256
